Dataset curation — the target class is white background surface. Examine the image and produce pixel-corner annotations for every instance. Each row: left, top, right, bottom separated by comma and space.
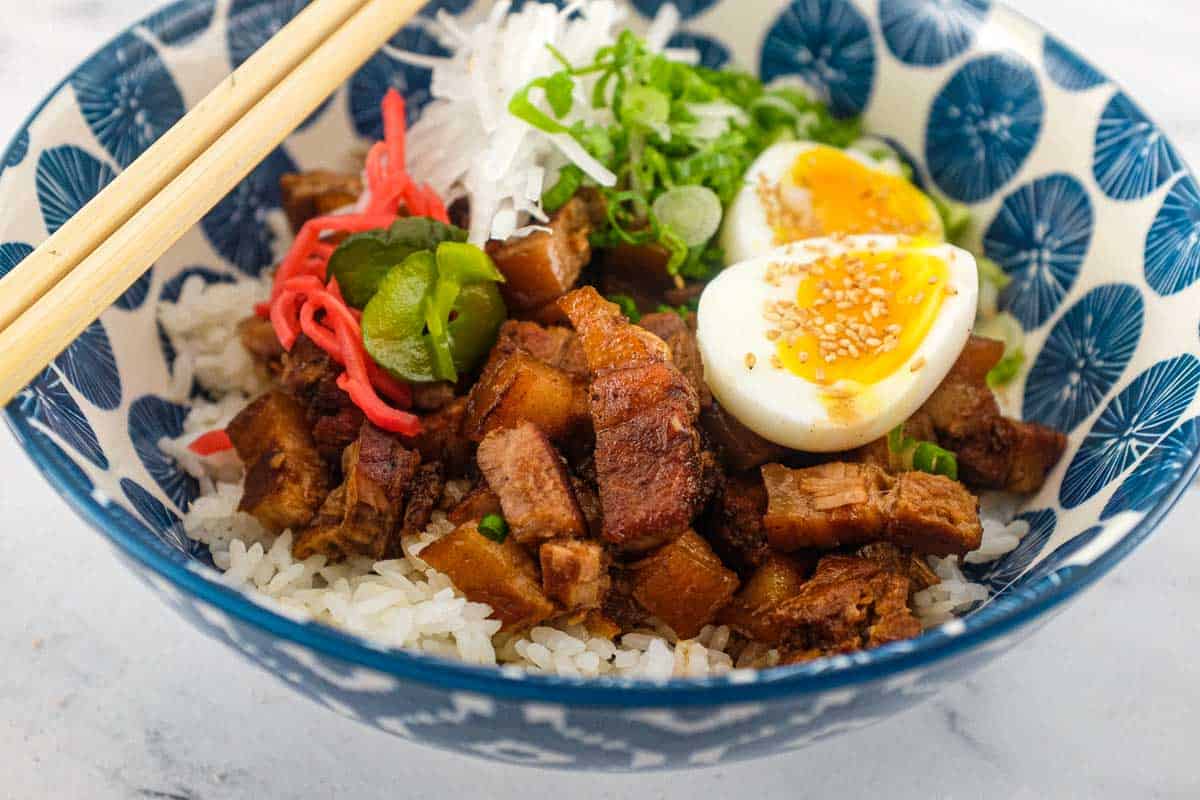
1, 1, 1198, 797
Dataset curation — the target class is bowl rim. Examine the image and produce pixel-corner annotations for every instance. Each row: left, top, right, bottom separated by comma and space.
5, 0, 1200, 707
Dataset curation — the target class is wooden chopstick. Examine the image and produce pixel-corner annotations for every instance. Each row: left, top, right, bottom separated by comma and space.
0, 0, 372, 334
0, 0, 427, 405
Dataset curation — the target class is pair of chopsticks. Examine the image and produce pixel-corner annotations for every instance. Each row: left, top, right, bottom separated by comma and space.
0, 0, 427, 406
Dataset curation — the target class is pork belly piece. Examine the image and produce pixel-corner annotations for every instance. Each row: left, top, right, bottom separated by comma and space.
540, 539, 610, 612
700, 401, 790, 472
403, 397, 474, 478
771, 555, 922, 662
597, 242, 676, 314
280, 170, 362, 232
476, 423, 586, 544
238, 315, 284, 373
703, 471, 772, 575
463, 349, 589, 443
922, 336, 1067, 492
419, 522, 557, 631
228, 392, 330, 533
494, 319, 588, 375
411, 382, 456, 412
447, 481, 503, 525
762, 462, 982, 556
855, 542, 939, 594
389, 462, 445, 558
638, 311, 710, 408
274, 335, 364, 464
631, 530, 740, 639
486, 195, 592, 311
294, 424, 421, 561
718, 554, 809, 642
559, 287, 707, 552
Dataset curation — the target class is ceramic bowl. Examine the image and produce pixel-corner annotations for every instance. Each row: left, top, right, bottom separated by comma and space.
5, 0, 1199, 770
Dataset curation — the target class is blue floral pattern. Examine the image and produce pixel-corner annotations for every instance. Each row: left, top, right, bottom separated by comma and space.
348, 27, 448, 139
14, 367, 107, 470
1102, 417, 1200, 520
760, 0, 876, 118
1043, 34, 1105, 92
142, 0, 217, 46
984, 173, 1093, 329
879, 0, 989, 67
1144, 175, 1200, 296
201, 146, 297, 275
120, 478, 192, 555
55, 320, 122, 411
70, 33, 186, 168
1061, 354, 1200, 508
5, 129, 29, 169
419, 0, 476, 15
1023, 283, 1142, 434
1019, 525, 1102, 587
926, 53, 1043, 202
967, 509, 1056, 592
0, 241, 32, 279
36, 145, 116, 235
1093, 92, 1182, 201
128, 395, 199, 512
633, 0, 720, 16
669, 31, 731, 70
228, 0, 329, 131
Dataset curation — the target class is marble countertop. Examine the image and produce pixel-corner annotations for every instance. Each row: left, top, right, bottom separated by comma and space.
2, 1, 1199, 797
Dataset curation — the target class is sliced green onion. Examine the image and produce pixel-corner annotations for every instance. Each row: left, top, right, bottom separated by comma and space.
619, 85, 670, 135
478, 513, 509, 543
542, 165, 584, 214
933, 195, 972, 245
608, 294, 641, 322
912, 441, 959, 480
652, 185, 723, 248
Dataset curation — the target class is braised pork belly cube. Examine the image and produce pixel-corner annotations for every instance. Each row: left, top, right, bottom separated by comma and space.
403, 397, 474, 478
228, 391, 330, 533
418, 522, 557, 631
486, 195, 592, 311
772, 555, 922, 662
597, 242, 676, 314
699, 402, 790, 472
762, 462, 981, 557
388, 461, 446, 558
638, 311, 710, 408
560, 287, 708, 553
922, 336, 1067, 492
464, 349, 589, 443
410, 381, 457, 412
279, 170, 363, 232
703, 471, 772, 575
540, 539, 610, 613
447, 481, 503, 525
494, 319, 587, 375
238, 315, 284, 373
631, 530, 740, 639
855, 542, 939, 595
717, 554, 809, 643
293, 424, 420, 561
476, 423, 586, 544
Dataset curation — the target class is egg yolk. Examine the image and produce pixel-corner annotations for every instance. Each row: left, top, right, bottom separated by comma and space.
760, 145, 942, 244
771, 247, 950, 386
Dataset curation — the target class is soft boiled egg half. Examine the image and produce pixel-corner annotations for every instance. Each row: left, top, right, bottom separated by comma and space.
722, 141, 944, 264
697, 235, 978, 452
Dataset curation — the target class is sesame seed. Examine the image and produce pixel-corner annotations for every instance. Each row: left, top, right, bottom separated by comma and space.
911, 292, 925, 304
910, 357, 926, 372
945, 285, 959, 296
815, 367, 826, 381
825, 354, 836, 363
770, 354, 783, 369
798, 351, 810, 363
928, 275, 938, 284
868, 286, 886, 298
766, 329, 781, 341
745, 353, 757, 369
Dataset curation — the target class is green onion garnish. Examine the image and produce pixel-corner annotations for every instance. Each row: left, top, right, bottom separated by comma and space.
607, 294, 641, 322
887, 423, 957, 479
478, 513, 509, 543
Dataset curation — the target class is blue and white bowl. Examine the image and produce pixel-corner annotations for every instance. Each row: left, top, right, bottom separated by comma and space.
4, 0, 1199, 770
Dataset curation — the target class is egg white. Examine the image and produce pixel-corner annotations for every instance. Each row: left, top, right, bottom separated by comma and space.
697, 235, 979, 453
721, 141, 910, 266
